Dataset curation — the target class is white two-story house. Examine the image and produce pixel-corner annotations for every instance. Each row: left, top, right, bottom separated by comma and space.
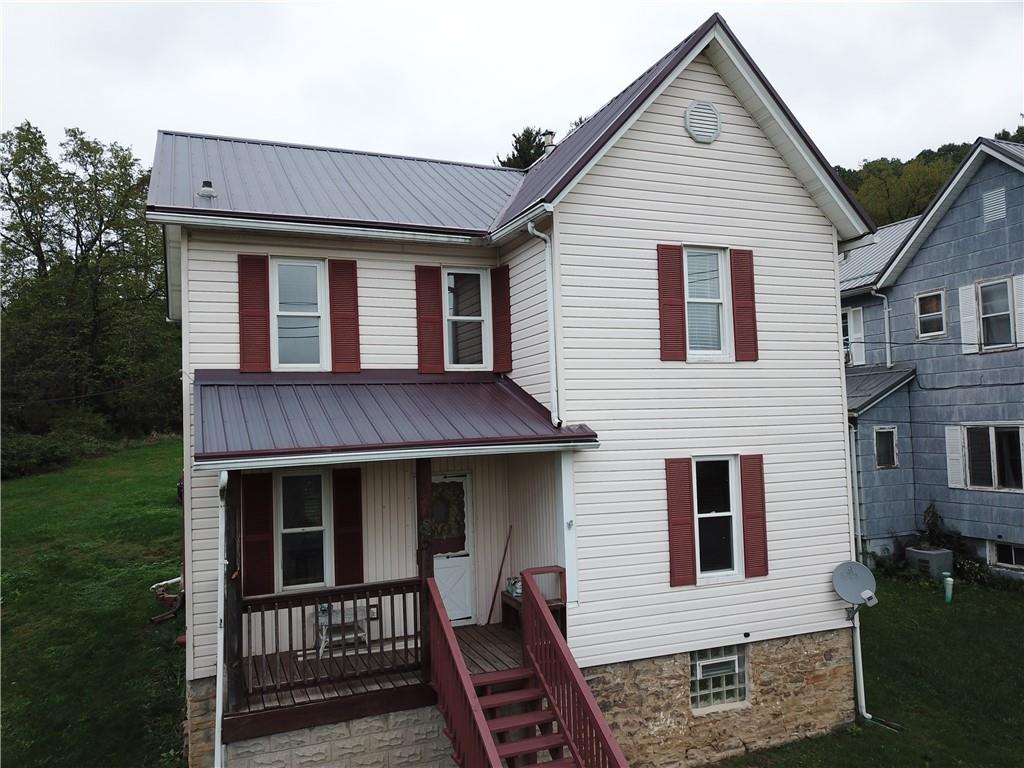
148, 13, 874, 768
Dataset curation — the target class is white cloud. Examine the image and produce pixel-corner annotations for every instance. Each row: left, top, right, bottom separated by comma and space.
2, 0, 1021, 170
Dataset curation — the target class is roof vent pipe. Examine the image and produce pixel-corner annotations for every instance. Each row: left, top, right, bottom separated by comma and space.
540, 130, 556, 156
197, 180, 217, 199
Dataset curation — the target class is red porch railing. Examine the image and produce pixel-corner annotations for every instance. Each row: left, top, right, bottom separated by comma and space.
521, 566, 629, 768
426, 577, 502, 768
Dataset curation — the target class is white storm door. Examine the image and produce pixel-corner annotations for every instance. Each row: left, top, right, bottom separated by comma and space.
431, 475, 474, 625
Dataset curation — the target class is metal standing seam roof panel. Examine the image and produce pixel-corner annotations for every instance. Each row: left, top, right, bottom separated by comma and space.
147, 131, 525, 234
839, 216, 921, 293
192, 370, 597, 462
844, 364, 916, 415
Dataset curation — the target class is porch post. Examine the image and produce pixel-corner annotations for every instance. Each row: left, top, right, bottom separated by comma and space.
223, 470, 244, 711
415, 457, 433, 681
555, 451, 579, 604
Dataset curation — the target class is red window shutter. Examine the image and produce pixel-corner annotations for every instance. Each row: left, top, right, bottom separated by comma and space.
415, 265, 444, 373
730, 249, 759, 362
241, 473, 274, 597
657, 244, 686, 361
740, 454, 769, 578
237, 254, 271, 373
332, 467, 364, 586
329, 260, 361, 372
491, 265, 513, 373
665, 457, 697, 586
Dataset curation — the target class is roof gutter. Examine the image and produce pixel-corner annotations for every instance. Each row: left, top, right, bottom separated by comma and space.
193, 439, 599, 472
488, 202, 553, 245
146, 210, 485, 247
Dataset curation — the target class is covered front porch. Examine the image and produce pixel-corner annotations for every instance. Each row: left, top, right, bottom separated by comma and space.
193, 369, 595, 742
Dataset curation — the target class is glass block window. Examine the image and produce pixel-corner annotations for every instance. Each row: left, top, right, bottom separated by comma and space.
690, 644, 748, 709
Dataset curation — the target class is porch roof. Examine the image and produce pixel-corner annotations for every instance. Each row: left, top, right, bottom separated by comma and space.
193, 369, 597, 468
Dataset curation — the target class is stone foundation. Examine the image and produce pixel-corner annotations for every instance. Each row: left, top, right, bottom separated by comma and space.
223, 707, 457, 768
186, 677, 216, 768
583, 628, 855, 767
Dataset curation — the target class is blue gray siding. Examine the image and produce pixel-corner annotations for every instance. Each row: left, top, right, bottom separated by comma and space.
846, 156, 1024, 548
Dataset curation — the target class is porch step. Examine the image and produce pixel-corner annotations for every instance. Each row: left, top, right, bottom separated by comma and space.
496, 732, 567, 760
478, 687, 545, 710
486, 709, 557, 734
471, 666, 534, 689
543, 759, 579, 767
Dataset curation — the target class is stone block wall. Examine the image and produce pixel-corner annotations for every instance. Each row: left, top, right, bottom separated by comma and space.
223, 707, 457, 768
583, 628, 855, 767
186, 677, 216, 768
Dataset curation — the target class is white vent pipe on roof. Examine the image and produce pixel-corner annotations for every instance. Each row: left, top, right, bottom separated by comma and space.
540, 130, 556, 156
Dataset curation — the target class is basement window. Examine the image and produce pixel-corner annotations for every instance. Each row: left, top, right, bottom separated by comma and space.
690, 645, 748, 709
994, 543, 1024, 568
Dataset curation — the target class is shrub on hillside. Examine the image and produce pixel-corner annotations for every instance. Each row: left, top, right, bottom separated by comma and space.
1, 422, 115, 478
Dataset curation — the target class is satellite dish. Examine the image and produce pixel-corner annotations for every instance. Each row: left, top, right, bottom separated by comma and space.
832, 561, 878, 612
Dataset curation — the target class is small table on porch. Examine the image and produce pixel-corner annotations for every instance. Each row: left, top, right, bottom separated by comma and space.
500, 590, 567, 638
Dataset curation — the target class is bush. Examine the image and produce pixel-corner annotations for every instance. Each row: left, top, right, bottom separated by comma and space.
1, 420, 116, 479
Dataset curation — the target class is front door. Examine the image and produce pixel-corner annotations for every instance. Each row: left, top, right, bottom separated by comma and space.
431, 474, 474, 625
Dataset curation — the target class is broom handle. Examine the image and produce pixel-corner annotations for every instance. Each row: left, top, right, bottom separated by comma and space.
486, 525, 513, 625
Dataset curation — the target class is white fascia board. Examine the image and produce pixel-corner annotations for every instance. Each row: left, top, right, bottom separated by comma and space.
146, 210, 484, 247
878, 144, 1024, 289
549, 29, 716, 210
193, 440, 600, 472
708, 32, 869, 241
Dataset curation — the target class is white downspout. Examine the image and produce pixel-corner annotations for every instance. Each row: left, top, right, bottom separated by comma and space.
852, 613, 873, 724
214, 470, 229, 768
870, 290, 892, 368
527, 219, 562, 427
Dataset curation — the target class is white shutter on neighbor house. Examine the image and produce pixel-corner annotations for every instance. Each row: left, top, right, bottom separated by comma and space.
1013, 275, 1024, 348
958, 285, 979, 354
849, 307, 865, 365
945, 426, 965, 488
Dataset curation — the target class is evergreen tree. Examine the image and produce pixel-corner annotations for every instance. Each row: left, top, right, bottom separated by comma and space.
496, 126, 548, 168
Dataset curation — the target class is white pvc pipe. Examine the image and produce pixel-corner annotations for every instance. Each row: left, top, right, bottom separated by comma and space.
852, 613, 872, 723
527, 220, 562, 427
214, 470, 229, 768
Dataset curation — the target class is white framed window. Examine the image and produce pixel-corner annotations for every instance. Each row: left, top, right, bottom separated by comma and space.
993, 542, 1024, 568
915, 290, 946, 338
443, 267, 492, 370
685, 247, 733, 360
270, 258, 330, 370
693, 456, 742, 580
964, 424, 1023, 492
275, 470, 333, 591
690, 645, 748, 710
874, 427, 898, 469
977, 279, 1015, 350
841, 306, 864, 365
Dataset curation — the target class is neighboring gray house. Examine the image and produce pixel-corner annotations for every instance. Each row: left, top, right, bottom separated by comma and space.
839, 138, 1024, 571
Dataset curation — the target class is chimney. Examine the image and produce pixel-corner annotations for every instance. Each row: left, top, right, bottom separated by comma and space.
540, 130, 556, 156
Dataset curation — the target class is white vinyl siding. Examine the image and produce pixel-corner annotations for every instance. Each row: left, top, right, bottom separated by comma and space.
555, 52, 852, 667
501, 233, 551, 408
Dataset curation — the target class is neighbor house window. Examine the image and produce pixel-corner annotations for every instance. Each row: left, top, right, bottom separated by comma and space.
685, 248, 731, 357
694, 457, 740, 576
443, 268, 491, 369
994, 543, 1024, 568
915, 290, 945, 338
874, 427, 898, 468
690, 645, 748, 709
965, 425, 1024, 491
271, 259, 329, 369
276, 471, 331, 590
977, 279, 1014, 349
841, 307, 864, 365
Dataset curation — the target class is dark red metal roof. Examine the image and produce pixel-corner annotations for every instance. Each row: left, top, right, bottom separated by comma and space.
193, 369, 597, 462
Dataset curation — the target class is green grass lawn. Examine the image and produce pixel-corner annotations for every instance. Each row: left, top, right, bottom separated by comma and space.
2, 439, 185, 768
719, 575, 1024, 768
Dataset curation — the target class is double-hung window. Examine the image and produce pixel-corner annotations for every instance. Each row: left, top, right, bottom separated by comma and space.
276, 471, 332, 590
694, 457, 740, 577
977, 279, 1014, 350
965, 425, 1023, 491
443, 268, 491, 369
915, 290, 945, 338
685, 248, 732, 359
874, 427, 898, 469
271, 259, 329, 369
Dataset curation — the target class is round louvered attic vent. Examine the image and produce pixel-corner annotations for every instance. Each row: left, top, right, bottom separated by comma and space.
685, 101, 721, 144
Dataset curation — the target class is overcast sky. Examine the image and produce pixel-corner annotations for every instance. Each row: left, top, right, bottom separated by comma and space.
2, 1, 1022, 171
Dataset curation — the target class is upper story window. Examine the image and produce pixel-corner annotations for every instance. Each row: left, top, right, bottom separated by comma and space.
965, 424, 1023, 491
841, 307, 864, 366
694, 456, 741, 578
978, 279, 1015, 350
685, 248, 732, 359
271, 259, 329, 370
915, 290, 945, 338
276, 471, 332, 590
444, 268, 491, 370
